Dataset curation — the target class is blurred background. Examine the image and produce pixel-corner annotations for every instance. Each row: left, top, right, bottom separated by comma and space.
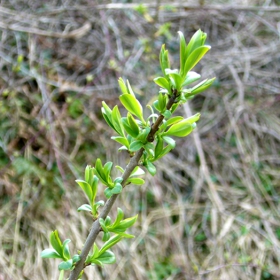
0, 1, 279, 279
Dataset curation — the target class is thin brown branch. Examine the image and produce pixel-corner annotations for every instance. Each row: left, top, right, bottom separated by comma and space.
69, 93, 178, 280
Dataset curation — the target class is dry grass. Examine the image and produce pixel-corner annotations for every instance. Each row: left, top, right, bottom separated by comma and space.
0, 1, 279, 279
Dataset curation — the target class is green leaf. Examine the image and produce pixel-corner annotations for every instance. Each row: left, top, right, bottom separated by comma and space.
169, 73, 184, 89
76, 180, 93, 202
118, 77, 128, 95
112, 106, 125, 137
155, 145, 173, 161
178, 31, 187, 75
85, 165, 93, 186
111, 136, 130, 148
145, 160, 157, 176
122, 117, 139, 138
98, 235, 124, 256
103, 162, 113, 182
58, 259, 73, 271
117, 215, 138, 230
62, 239, 71, 260
129, 140, 143, 152
102, 232, 111, 242
72, 255, 81, 263
184, 113, 201, 124
104, 188, 113, 199
162, 110, 172, 119
130, 166, 145, 177
101, 102, 115, 131
182, 71, 201, 86
162, 136, 176, 148
115, 165, 125, 173
158, 93, 167, 112
77, 204, 92, 212
159, 45, 170, 76
127, 178, 145, 185
163, 120, 194, 137
185, 77, 216, 96
154, 77, 170, 89
95, 250, 116, 264
184, 46, 211, 74
127, 113, 140, 137
126, 80, 136, 97
41, 249, 61, 259
155, 136, 163, 158
137, 127, 151, 143
120, 94, 145, 123
92, 200, 105, 217
110, 208, 124, 228
185, 29, 207, 59
91, 175, 99, 204
165, 116, 184, 127
50, 230, 63, 257
111, 183, 122, 194
99, 218, 108, 232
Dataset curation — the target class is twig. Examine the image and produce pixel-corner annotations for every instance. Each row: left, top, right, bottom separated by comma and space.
69, 92, 179, 280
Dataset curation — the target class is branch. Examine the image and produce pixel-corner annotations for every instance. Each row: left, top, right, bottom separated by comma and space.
69, 93, 178, 280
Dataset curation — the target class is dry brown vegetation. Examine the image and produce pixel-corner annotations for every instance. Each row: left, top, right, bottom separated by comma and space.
0, 1, 280, 279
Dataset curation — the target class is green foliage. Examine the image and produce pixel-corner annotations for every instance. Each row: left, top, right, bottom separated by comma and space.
42, 29, 214, 279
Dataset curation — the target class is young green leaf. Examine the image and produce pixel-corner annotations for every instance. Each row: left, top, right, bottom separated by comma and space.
162, 136, 176, 148
120, 94, 145, 123
101, 102, 115, 131
112, 106, 125, 137
41, 249, 61, 259
169, 73, 184, 90
129, 140, 143, 152
77, 204, 92, 212
117, 214, 138, 230
137, 127, 151, 143
103, 162, 113, 183
118, 77, 128, 95
58, 259, 73, 271
144, 160, 157, 176
122, 117, 139, 138
182, 71, 201, 86
76, 180, 92, 202
163, 120, 193, 137
178, 31, 187, 75
95, 250, 116, 265
50, 230, 63, 258
98, 235, 124, 256
111, 183, 122, 194
159, 45, 170, 76
62, 239, 71, 260
130, 166, 145, 177
110, 208, 124, 228
127, 177, 145, 185
127, 113, 140, 137
111, 136, 130, 148
184, 46, 211, 75
154, 77, 170, 89
185, 29, 207, 59
165, 116, 184, 127
185, 77, 216, 96
85, 165, 93, 186
126, 80, 136, 97
155, 136, 164, 158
